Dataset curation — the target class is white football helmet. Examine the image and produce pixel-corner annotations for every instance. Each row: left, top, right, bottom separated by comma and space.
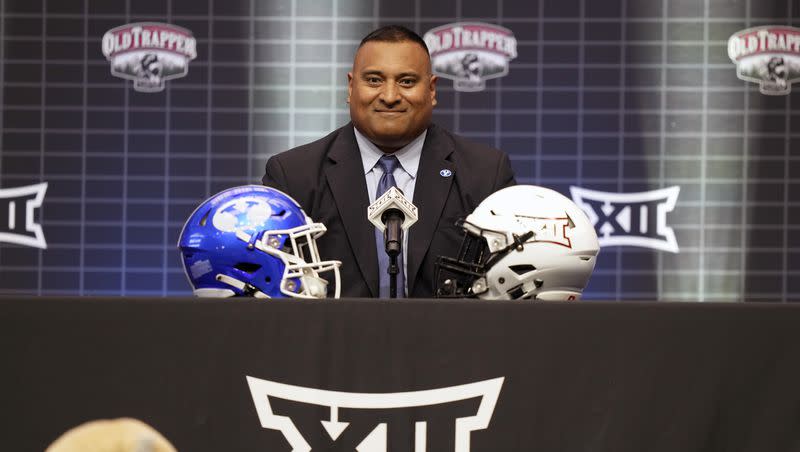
436, 185, 600, 300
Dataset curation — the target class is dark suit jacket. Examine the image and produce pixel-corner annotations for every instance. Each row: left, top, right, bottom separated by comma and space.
262, 122, 516, 298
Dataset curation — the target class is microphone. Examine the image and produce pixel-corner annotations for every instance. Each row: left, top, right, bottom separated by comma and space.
367, 186, 418, 298
367, 186, 418, 240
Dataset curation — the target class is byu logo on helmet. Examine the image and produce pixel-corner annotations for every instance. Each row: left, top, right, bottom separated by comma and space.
246, 376, 503, 452
570, 186, 680, 253
0, 183, 48, 249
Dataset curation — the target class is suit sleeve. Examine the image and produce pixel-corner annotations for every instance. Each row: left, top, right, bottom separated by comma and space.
262, 156, 289, 192
492, 151, 517, 191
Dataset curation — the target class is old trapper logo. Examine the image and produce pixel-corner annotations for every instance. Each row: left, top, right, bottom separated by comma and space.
570, 186, 680, 253
246, 376, 504, 451
728, 26, 800, 95
0, 183, 48, 249
102, 22, 197, 92
424, 23, 517, 92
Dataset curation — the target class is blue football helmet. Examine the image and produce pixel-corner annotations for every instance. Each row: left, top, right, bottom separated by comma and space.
178, 185, 341, 298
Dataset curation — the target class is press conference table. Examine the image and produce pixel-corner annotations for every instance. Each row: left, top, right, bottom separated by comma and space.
2, 297, 799, 451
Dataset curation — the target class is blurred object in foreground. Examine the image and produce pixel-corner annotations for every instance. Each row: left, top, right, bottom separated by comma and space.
46, 418, 176, 452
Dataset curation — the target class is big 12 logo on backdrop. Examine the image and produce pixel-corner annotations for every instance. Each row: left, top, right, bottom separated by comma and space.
246, 376, 504, 451
570, 186, 680, 253
0, 183, 47, 249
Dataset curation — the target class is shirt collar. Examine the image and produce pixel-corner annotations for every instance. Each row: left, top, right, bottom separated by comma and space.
353, 126, 426, 179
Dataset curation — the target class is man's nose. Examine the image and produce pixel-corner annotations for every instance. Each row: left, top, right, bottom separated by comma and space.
379, 83, 401, 106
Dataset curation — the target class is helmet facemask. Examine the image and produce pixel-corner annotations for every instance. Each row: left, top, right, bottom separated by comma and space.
435, 219, 535, 298
435, 222, 490, 298
253, 222, 341, 299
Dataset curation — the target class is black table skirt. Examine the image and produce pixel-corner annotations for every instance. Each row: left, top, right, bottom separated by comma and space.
2, 297, 799, 452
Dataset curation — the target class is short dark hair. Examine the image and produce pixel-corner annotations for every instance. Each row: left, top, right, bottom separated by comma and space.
359, 25, 429, 54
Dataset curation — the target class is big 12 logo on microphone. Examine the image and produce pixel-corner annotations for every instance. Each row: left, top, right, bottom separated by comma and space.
246, 376, 504, 451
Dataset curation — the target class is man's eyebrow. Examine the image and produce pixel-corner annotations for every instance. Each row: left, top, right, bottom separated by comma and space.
360, 70, 421, 78
360, 69, 384, 76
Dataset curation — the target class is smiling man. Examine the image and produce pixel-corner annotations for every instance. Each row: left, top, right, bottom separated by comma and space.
347, 34, 435, 153
262, 25, 516, 298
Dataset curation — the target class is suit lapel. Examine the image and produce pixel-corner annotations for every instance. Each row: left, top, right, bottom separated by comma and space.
324, 124, 379, 297
408, 124, 455, 295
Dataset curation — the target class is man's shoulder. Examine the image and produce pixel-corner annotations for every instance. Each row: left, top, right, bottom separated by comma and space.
432, 123, 507, 161
427, 123, 515, 193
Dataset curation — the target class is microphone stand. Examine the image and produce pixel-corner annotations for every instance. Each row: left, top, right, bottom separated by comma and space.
382, 210, 404, 299
388, 252, 399, 298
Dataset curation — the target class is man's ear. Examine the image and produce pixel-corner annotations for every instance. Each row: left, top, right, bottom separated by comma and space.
347, 72, 354, 104
430, 74, 438, 107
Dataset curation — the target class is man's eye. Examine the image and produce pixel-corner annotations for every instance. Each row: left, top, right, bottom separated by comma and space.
399, 79, 416, 86
366, 77, 382, 84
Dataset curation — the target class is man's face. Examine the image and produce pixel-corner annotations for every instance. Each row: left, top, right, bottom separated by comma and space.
348, 40, 437, 152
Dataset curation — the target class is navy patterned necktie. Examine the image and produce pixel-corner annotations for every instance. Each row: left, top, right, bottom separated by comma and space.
375, 155, 405, 298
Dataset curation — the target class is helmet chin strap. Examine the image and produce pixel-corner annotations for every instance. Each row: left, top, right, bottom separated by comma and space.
215, 274, 270, 298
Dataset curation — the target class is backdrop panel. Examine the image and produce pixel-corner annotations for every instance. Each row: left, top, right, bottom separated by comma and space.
0, 0, 798, 300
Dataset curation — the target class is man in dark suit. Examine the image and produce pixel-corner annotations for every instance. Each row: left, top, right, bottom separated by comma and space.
263, 25, 515, 298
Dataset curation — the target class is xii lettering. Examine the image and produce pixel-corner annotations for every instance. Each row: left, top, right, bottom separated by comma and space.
570, 186, 680, 253
268, 397, 481, 451
581, 199, 667, 240
247, 376, 504, 452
